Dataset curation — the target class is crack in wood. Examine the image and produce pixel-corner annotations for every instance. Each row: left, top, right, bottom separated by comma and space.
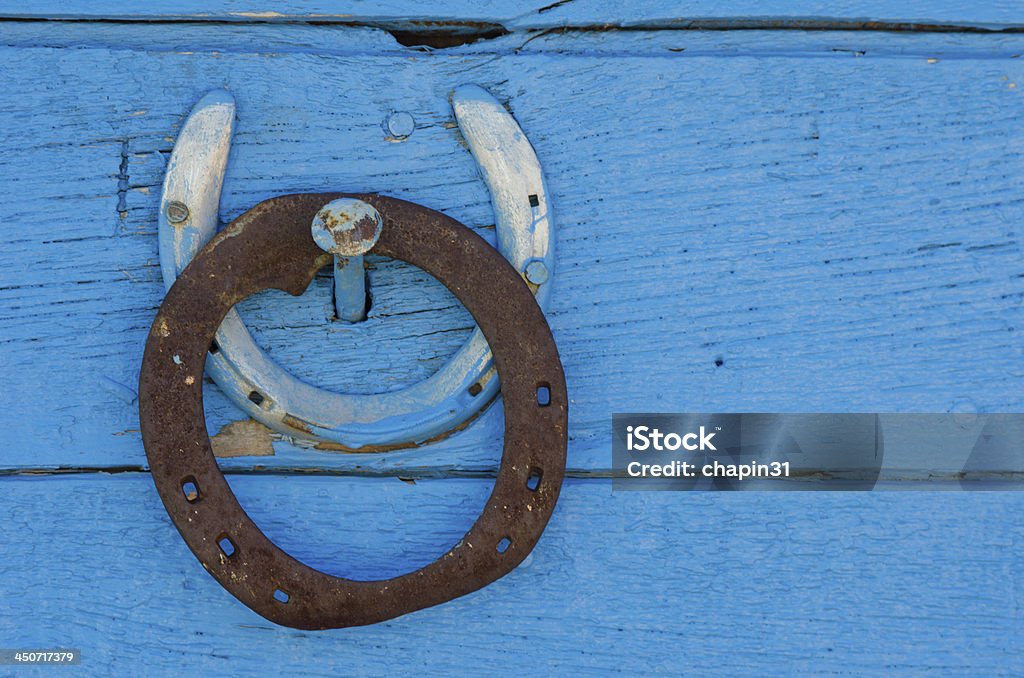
116, 138, 129, 219
1, 16, 1022, 53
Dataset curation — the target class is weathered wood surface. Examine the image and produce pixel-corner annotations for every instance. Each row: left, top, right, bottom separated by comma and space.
2, 475, 1022, 675
2, 25, 1023, 473
2, 14, 1024, 676
1, 1, 1021, 29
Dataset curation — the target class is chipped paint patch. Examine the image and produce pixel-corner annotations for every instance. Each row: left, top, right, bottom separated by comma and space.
211, 419, 275, 458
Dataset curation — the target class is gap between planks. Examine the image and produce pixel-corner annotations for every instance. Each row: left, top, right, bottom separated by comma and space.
0, 15, 1023, 54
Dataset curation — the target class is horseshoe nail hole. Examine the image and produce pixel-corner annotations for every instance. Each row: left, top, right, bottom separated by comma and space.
468, 382, 483, 397
217, 535, 236, 558
181, 478, 200, 503
536, 383, 551, 407
248, 391, 265, 407
209, 340, 219, 354
528, 194, 540, 207
526, 468, 543, 491
496, 537, 512, 554
273, 588, 290, 604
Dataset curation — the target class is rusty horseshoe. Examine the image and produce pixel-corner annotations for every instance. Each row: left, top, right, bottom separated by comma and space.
139, 193, 568, 628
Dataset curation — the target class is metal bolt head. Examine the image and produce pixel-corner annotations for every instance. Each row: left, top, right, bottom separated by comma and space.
166, 201, 190, 224
311, 199, 383, 257
385, 111, 416, 140
524, 260, 549, 285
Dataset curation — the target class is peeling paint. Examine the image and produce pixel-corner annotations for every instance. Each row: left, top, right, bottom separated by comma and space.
210, 419, 275, 458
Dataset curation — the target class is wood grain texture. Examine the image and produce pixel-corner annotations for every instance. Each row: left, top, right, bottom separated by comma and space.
510, 1, 1024, 30
0, 1, 1021, 29
2, 26, 1024, 473
2, 474, 1022, 675
3, 18, 1024, 677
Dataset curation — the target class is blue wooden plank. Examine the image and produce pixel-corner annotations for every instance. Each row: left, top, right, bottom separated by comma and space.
2, 27, 1024, 473
514, 1, 1024, 29
0, 1, 1020, 29
1, 474, 1022, 675
2, 19, 1023, 677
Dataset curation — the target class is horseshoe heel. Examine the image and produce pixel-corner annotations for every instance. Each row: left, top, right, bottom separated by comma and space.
158, 86, 554, 450
140, 194, 568, 628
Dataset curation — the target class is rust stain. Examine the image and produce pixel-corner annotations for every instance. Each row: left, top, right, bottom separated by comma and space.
281, 413, 315, 435
312, 392, 497, 453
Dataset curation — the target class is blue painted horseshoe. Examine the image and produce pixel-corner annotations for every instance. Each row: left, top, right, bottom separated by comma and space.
157, 86, 554, 450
